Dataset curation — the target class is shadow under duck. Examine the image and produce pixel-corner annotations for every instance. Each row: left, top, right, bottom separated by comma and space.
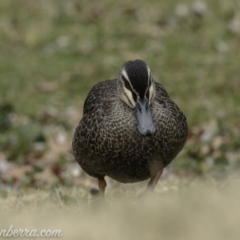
72, 60, 188, 196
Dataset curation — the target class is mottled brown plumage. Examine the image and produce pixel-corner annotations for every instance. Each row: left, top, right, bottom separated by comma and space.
72, 60, 188, 195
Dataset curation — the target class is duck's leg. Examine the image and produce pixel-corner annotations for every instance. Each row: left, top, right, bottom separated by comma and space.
145, 169, 163, 192
98, 177, 107, 197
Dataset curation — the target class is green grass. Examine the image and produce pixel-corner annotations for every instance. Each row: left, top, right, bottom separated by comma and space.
0, 0, 240, 198
1, 2, 240, 238
1, 0, 240, 120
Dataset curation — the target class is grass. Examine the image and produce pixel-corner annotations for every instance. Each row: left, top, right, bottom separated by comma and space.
1, 176, 240, 240
0, 0, 240, 173
0, 0, 240, 177
0, 1, 240, 238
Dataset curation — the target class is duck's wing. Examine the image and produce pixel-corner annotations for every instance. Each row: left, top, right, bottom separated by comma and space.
83, 79, 117, 115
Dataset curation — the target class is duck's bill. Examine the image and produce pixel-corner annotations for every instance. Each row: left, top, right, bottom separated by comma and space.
135, 99, 155, 136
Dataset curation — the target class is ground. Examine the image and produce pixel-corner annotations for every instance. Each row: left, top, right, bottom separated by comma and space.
1, 176, 240, 240
0, 0, 240, 239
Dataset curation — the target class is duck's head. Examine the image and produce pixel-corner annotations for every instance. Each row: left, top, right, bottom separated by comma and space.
118, 59, 156, 136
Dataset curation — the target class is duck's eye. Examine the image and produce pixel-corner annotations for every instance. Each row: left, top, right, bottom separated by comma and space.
121, 75, 137, 102
121, 75, 132, 91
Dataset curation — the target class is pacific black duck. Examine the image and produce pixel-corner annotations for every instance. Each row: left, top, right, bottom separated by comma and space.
72, 59, 188, 196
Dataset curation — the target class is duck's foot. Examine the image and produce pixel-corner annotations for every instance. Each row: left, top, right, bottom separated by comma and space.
139, 170, 163, 197
98, 177, 107, 197
89, 177, 107, 197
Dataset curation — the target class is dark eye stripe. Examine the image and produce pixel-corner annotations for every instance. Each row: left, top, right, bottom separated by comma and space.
131, 91, 137, 102
123, 91, 134, 107
146, 88, 150, 99
146, 74, 152, 100
146, 80, 151, 99
121, 75, 137, 102
121, 75, 131, 90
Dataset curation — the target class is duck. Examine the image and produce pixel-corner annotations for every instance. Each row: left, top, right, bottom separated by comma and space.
72, 59, 188, 196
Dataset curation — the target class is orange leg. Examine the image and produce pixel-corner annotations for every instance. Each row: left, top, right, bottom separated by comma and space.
145, 169, 163, 193
98, 177, 107, 197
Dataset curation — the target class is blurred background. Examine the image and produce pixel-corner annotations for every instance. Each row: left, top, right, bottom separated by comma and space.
0, 0, 240, 190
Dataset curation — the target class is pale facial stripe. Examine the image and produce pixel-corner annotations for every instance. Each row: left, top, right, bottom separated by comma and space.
148, 83, 155, 103
121, 69, 138, 97
144, 66, 151, 97
145, 66, 155, 103
120, 68, 138, 108
147, 66, 151, 83
120, 66, 155, 107
122, 87, 136, 107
